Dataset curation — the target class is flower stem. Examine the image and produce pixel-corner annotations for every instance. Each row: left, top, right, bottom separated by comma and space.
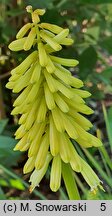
62, 162, 81, 200
102, 102, 112, 151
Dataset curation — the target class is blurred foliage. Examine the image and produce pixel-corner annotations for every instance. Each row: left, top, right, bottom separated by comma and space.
0, 0, 112, 199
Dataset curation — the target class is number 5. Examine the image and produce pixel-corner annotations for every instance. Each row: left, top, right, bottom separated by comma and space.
100, 203, 106, 211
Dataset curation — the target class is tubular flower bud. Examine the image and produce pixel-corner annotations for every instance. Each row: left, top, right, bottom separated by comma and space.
54, 29, 69, 42
29, 153, 52, 192
39, 23, 63, 34
44, 82, 55, 110
46, 56, 55, 74
9, 37, 27, 51
23, 156, 36, 174
50, 155, 61, 192
23, 27, 36, 51
80, 159, 105, 192
6, 6, 104, 194
30, 62, 41, 84
50, 55, 79, 67
60, 38, 74, 46
38, 42, 48, 67
49, 115, 59, 156
59, 132, 71, 163
10, 51, 38, 75
44, 69, 57, 93
40, 31, 62, 51
16, 23, 32, 39
54, 93, 69, 113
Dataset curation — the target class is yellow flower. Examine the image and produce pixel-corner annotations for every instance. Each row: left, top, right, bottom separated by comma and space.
29, 153, 52, 192
80, 159, 105, 192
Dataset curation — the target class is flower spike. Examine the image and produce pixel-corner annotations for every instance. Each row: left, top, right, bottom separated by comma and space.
6, 5, 104, 196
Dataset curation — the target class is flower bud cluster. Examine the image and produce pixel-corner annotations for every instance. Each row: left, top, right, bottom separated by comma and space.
6, 7, 103, 193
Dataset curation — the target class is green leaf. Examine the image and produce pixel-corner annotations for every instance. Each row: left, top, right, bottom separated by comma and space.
100, 36, 112, 54
108, 107, 112, 129
62, 163, 80, 200
98, 67, 112, 84
0, 179, 8, 187
79, 46, 97, 79
9, 179, 25, 191
102, 103, 112, 150
84, 26, 100, 44
0, 119, 8, 134
0, 135, 21, 167
0, 187, 6, 200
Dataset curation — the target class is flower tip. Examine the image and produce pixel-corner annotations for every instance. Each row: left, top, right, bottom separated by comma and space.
26, 5, 33, 13
99, 183, 105, 192
13, 146, 18, 151
35, 9, 46, 16
75, 60, 79, 66
8, 43, 12, 50
50, 184, 59, 192
29, 186, 33, 193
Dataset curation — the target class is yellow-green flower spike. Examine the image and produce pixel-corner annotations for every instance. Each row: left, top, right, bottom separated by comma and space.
6, 5, 104, 196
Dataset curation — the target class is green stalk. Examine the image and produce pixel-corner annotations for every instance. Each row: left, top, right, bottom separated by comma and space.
0, 164, 46, 200
99, 148, 111, 178
102, 102, 112, 150
59, 188, 68, 200
99, 146, 112, 171
62, 162, 80, 200
74, 173, 87, 195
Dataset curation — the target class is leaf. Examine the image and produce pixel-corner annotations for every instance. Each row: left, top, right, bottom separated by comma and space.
0, 187, 6, 200
0, 119, 8, 134
84, 26, 100, 44
62, 163, 80, 200
107, 107, 112, 130
98, 67, 112, 84
9, 179, 25, 191
0, 135, 21, 167
102, 104, 112, 150
79, 46, 97, 80
100, 36, 112, 54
